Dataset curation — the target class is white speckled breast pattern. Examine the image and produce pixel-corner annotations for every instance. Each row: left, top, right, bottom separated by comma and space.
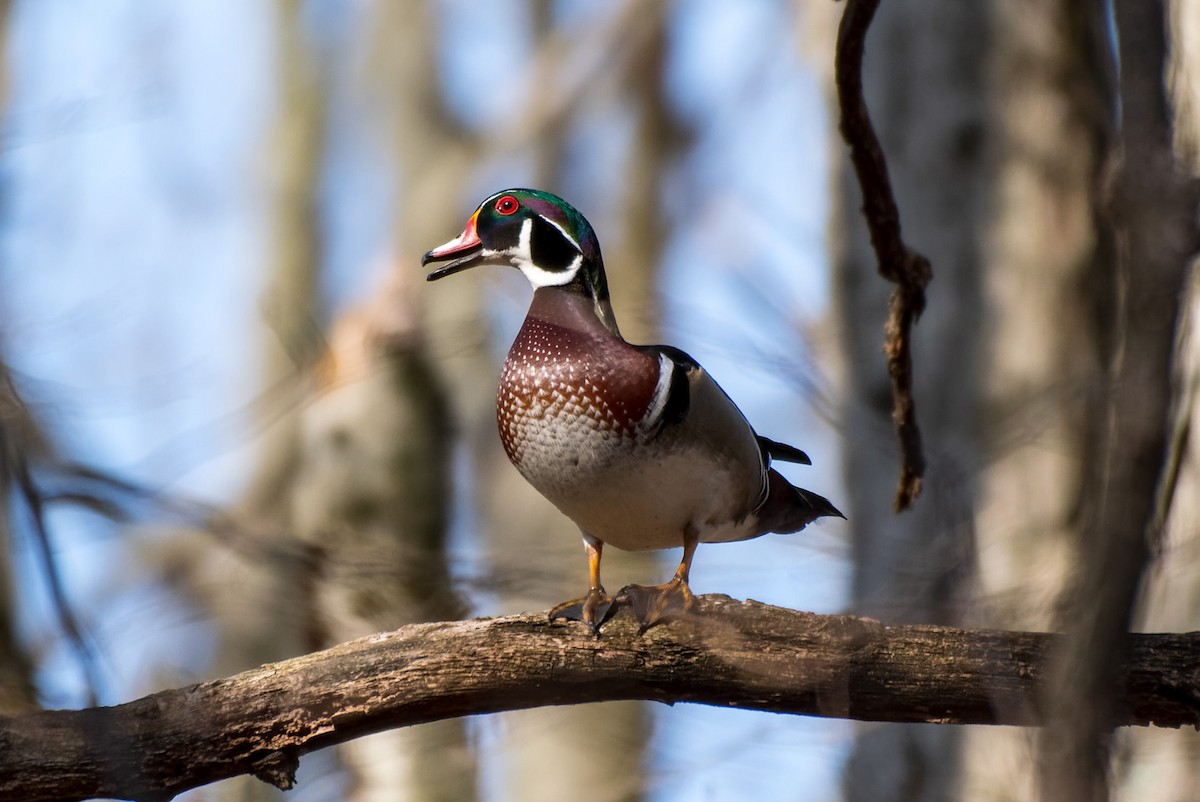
496, 310, 765, 551
497, 315, 654, 480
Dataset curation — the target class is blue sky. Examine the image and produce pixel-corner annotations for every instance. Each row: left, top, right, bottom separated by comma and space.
1, 2, 849, 799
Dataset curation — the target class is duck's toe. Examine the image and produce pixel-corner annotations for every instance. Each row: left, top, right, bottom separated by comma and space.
549, 586, 618, 635
618, 577, 698, 634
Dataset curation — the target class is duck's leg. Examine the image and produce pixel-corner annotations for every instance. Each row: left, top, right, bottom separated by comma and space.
620, 530, 700, 633
549, 533, 617, 635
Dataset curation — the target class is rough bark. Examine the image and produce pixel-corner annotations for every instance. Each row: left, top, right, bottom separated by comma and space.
1, 597, 1198, 802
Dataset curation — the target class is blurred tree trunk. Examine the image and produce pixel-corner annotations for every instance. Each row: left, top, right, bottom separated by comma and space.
962, 2, 1113, 799
1039, 1, 1198, 798
827, 0, 1197, 799
0, 0, 37, 718
830, 3, 987, 800
293, 283, 467, 802
148, 2, 469, 801
0, 365, 39, 715
183, 1, 484, 798
1125, 276, 1200, 801
303, 2, 490, 800
477, 5, 674, 801
193, 2, 326, 800
1112, 2, 1200, 799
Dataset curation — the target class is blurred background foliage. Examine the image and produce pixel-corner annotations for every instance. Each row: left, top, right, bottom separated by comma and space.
2, 2, 1199, 801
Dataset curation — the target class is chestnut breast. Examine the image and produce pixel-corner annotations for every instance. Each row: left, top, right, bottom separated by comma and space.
496, 303, 660, 497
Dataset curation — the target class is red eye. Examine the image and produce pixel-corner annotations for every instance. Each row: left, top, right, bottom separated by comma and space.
495, 195, 519, 215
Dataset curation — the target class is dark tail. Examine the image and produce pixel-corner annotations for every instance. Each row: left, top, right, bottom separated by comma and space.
755, 468, 844, 535
757, 435, 812, 465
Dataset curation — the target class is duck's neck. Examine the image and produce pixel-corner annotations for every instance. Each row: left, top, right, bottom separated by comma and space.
528, 285, 623, 340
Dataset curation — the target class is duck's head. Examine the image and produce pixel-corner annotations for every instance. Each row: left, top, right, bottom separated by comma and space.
423, 189, 618, 330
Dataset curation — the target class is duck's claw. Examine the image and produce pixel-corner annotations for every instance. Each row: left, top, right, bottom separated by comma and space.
549, 586, 618, 635
618, 577, 698, 634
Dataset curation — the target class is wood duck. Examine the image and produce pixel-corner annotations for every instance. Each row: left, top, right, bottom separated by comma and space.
423, 188, 842, 634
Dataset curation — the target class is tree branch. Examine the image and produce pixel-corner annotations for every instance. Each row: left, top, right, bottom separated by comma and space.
835, 0, 933, 511
1, 596, 1197, 802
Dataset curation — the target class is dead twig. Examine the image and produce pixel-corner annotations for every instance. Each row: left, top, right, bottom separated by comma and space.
834, 0, 932, 511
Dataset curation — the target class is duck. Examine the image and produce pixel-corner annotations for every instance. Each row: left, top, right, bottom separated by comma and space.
423, 188, 842, 634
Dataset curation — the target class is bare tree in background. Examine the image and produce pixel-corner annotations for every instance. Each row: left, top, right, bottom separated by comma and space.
164, 1, 484, 798
828, 3, 987, 799
148, 3, 330, 800
1039, 2, 1197, 798
1101, 2, 1200, 799
11, 2, 1200, 801
0, 0, 39, 718
961, 2, 1113, 799
0, 364, 41, 716
825, 1, 1200, 799
288, 1, 485, 799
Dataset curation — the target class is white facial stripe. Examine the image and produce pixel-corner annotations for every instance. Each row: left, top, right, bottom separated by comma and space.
517, 217, 533, 258
540, 215, 582, 253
